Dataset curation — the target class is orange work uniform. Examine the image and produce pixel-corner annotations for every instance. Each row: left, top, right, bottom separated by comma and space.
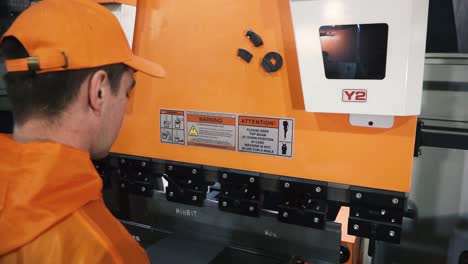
0, 134, 150, 264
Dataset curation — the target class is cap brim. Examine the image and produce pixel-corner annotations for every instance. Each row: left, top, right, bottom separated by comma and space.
125, 55, 166, 78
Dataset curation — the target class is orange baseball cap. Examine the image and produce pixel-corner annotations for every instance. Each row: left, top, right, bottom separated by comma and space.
0, 0, 165, 78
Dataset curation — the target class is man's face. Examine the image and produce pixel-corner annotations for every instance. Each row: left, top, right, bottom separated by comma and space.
91, 69, 135, 159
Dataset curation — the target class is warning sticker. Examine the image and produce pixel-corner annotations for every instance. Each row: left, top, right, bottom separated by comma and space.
160, 109, 185, 145
187, 111, 236, 151
238, 116, 294, 157
188, 126, 199, 137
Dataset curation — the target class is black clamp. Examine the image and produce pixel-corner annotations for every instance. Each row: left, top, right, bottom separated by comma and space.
262, 52, 283, 73
237, 48, 253, 63
245, 29, 263, 47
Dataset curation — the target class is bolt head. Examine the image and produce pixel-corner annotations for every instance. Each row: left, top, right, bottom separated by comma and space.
353, 224, 359, 231
381, 209, 386, 215
392, 198, 399, 204
249, 177, 255, 183
249, 206, 255, 212
168, 192, 174, 197
283, 212, 289, 218
187, 180, 192, 184
222, 173, 228, 179
141, 187, 146, 192
391, 219, 395, 223
314, 217, 320, 223
315, 187, 321, 193
356, 213, 360, 217
120, 183, 125, 188
356, 193, 362, 199
168, 165, 173, 171
222, 201, 227, 207
192, 169, 197, 174
389, 231, 396, 237
192, 196, 198, 201
120, 159, 125, 164
284, 182, 290, 188
141, 161, 146, 167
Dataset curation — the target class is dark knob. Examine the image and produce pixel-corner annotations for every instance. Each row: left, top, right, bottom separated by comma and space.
340, 243, 350, 263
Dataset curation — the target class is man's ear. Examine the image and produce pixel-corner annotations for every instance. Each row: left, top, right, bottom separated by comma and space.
88, 70, 109, 112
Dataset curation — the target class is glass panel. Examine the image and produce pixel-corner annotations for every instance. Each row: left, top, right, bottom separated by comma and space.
319, 23, 388, 80
426, 0, 468, 53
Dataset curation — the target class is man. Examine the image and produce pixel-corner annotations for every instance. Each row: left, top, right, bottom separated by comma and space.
0, 0, 165, 263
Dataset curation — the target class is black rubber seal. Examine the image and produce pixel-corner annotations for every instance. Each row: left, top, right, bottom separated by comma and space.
262, 52, 283, 73
237, 48, 253, 63
245, 29, 264, 47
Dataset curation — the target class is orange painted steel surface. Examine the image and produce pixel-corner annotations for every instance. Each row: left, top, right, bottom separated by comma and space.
95, 0, 137, 6
112, 0, 417, 192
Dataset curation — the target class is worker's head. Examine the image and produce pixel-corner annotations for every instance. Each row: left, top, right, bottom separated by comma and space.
0, 0, 165, 159
1, 37, 136, 159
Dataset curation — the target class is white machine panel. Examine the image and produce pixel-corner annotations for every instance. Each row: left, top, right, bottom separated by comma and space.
102, 3, 136, 48
290, 0, 429, 116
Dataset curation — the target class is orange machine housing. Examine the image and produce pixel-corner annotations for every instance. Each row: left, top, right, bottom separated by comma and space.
112, 0, 417, 193
95, 0, 136, 6
337, 207, 364, 264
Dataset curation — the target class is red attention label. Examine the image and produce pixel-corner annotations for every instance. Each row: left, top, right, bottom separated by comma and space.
342, 89, 367, 102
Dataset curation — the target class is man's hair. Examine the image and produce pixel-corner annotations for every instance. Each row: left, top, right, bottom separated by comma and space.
1, 37, 129, 125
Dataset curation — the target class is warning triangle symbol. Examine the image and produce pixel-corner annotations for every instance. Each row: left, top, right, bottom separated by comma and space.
188, 126, 199, 137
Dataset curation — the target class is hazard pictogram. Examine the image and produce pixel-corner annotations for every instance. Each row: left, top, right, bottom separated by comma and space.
188, 126, 199, 137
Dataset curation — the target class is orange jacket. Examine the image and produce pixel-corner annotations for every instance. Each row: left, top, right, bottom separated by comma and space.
0, 134, 150, 264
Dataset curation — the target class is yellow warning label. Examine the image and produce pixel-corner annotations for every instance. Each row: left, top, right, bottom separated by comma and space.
188, 126, 199, 137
